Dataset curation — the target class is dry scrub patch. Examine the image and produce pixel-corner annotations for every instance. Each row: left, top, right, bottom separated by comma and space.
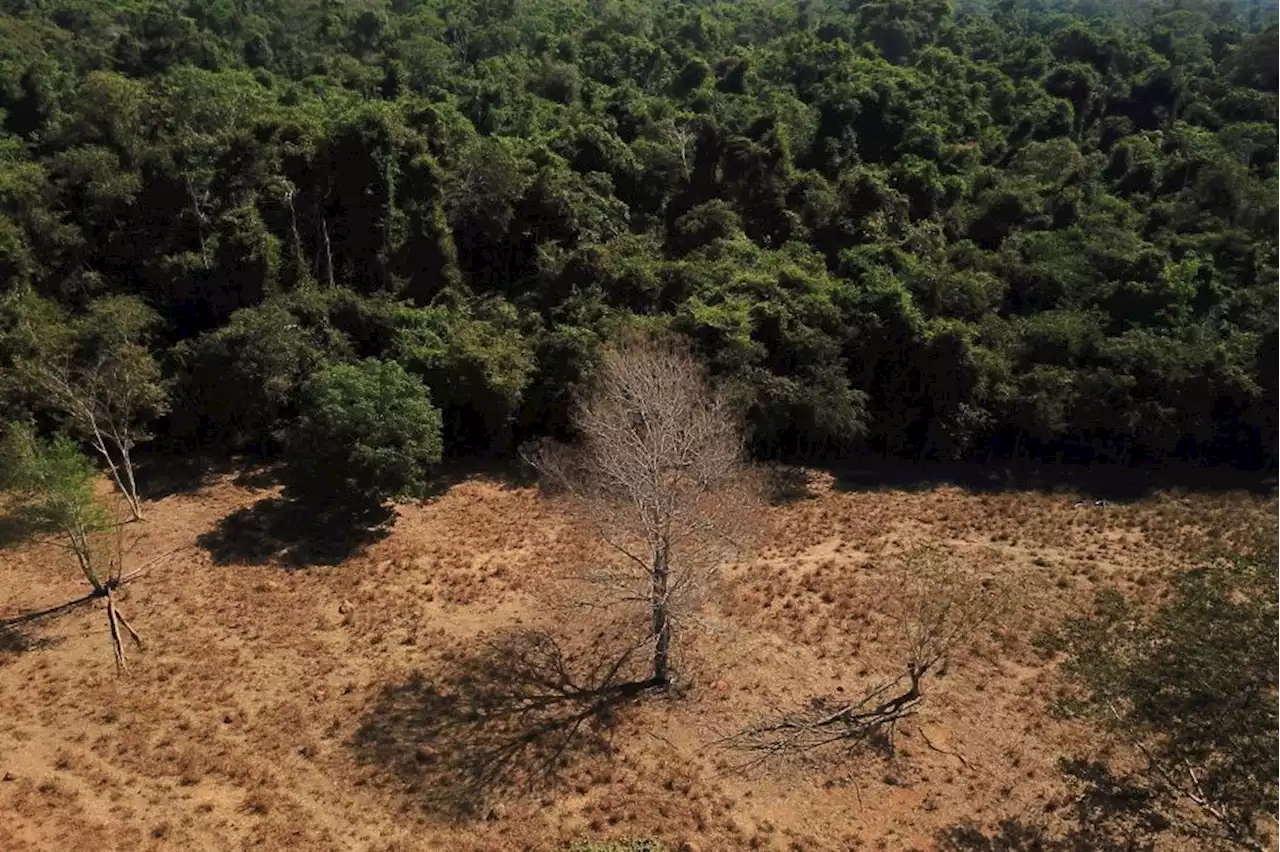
0, 467, 1273, 851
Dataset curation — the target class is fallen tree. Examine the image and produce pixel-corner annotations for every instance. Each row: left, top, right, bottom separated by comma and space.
727, 545, 1004, 764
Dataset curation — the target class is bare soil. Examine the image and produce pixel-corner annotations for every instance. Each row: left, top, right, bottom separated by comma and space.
1, 465, 1273, 851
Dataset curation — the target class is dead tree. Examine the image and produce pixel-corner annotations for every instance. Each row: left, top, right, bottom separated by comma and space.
728, 546, 1004, 764
527, 332, 758, 689
99, 522, 147, 672
662, 116, 698, 180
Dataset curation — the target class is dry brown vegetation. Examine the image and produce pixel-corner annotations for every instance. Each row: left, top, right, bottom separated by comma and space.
0, 464, 1274, 851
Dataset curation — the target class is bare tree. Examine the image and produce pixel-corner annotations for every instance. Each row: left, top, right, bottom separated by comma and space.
729, 545, 1005, 763
12, 295, 168, 522
526, 332, 758, 689
661, 116, 698, 180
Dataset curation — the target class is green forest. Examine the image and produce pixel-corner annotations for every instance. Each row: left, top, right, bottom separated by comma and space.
0, 0, 1276, 485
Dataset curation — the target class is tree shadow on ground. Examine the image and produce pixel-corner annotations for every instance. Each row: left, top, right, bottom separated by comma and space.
416, 455, 540, 501
133, 450, 242, 501
231, 464, 279, 491
827, 458, 1276, 503
349, 629, 652, 820
936, 820, 1134, 852
196, 496, 392, 568
0, 510, 39, 550
193, 455, 538, 569
0, 624, 61, 659
936, 759, 1169, 851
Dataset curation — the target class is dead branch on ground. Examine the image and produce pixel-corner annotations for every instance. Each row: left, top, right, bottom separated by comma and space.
725, 545, 1006, 767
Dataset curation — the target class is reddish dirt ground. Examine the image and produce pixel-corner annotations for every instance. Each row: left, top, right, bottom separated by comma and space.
0, 463, 1273, 851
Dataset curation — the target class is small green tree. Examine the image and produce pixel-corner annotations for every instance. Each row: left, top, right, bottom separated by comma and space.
1046, 552, 1278, 849
282, 359, 443, 511
0, 424, 144, 670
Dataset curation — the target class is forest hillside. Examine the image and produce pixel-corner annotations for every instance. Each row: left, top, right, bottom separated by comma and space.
0, 0, 1276, 473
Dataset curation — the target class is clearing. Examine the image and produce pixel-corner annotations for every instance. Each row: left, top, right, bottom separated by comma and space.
0, 463, 1273, 851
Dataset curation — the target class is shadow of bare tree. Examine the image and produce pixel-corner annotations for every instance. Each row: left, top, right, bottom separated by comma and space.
938, 820, 1111, 852
349, 629, 654, 819
937, 759, 1172, 852
196, 496, 392, 568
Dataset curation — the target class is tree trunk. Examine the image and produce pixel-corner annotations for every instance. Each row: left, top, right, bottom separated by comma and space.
321, 214, 336, 289
285, 188, 309, 289
383, 146, 395, 292
69, 520, 101, 592
651, 553, 671, 687
186, 173, 211, 270
86, 419, 143, 522
118, 441, 143, 522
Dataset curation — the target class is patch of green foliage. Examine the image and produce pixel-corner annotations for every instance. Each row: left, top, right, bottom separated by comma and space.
0, 423, 112, 588
169, 299, 340, 451
1043, 549, 1279, 848
0, 0, 1276, 483
282, 359, 443, 510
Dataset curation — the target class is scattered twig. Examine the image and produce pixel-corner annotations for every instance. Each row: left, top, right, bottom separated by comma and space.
918, 725, 972, 771
646, 729, 679, 751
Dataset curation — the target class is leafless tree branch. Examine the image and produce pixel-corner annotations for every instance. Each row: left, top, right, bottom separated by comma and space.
16, 331, 164, 522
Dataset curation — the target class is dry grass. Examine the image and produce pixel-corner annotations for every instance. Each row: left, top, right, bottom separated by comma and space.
0, 466, 1273, 851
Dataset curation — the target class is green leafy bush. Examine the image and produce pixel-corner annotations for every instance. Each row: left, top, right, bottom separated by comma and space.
281, 359, 443, 509
170, 300, 341, 451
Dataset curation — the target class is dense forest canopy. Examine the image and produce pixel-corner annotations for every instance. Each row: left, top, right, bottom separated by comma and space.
0, 0, 1275, 473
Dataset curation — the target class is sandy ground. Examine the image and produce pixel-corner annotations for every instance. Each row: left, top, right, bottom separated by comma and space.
0, 461, 1273, 852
